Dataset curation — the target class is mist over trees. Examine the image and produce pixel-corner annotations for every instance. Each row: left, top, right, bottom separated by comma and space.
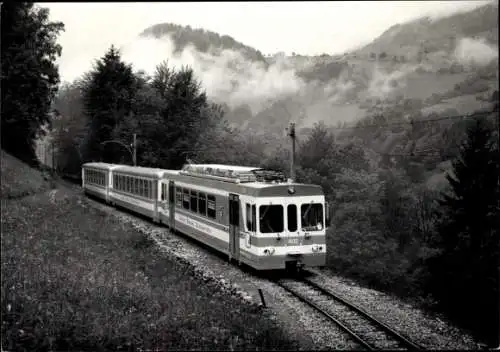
1, 2, 65, 165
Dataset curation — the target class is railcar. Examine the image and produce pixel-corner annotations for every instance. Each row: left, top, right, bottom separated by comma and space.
109, 165, 177, 221
82, 162, 120, 203
164, 164, 329, 270
81, 162, 330, 271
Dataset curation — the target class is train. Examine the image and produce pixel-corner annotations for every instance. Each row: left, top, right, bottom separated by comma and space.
81, 162, 330, 271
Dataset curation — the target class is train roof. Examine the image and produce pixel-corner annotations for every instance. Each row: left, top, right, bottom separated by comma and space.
182, 164, 260, 173
113, 165, 179, 178
174, 164, 324, 197
82, 162, 121, 171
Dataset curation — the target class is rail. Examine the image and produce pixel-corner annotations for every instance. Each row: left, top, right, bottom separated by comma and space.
275, 276, 424, 351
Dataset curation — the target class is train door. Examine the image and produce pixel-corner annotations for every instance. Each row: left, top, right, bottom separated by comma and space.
229, 193, 240, 262
169, 181, 175, 230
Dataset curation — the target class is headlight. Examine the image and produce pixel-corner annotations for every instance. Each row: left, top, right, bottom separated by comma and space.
312, 245, 324, 252
263, 248, 275, 255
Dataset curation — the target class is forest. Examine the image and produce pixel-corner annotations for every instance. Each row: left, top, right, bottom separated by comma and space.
2, 2, 499, 347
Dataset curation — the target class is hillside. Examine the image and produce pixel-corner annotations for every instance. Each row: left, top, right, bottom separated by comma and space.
135, 3, 498, 183
354, 1, 499, 59
140, 22, 267, 64
1, 149, 55, 199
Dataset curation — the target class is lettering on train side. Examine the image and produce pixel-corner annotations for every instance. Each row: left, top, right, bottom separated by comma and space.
177, 214, 213, 235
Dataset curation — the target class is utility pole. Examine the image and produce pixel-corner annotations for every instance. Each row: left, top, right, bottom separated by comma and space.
132, 133, 137, 166
288, 122, 296, 182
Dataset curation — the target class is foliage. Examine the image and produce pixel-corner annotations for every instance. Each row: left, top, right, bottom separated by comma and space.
139, 62, 212, 169
82, 45, 139, 163
140, 22, 267, 63
53, 82, 88, 174
1, 3, 64, 165
427, 116, 499, 345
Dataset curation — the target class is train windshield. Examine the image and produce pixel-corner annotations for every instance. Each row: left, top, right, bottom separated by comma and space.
259, 205, 284, 233
301, 203, 324, 231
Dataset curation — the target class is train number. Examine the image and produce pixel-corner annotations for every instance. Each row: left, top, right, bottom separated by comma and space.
288, 238, 299, 245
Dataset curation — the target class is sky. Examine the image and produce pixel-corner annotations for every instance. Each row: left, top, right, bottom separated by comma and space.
43, 1, 492, 84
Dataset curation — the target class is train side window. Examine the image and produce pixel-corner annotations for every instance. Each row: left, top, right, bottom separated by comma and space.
246, 204, 252, 231
135, 179, 139, 194
207, 195, 216, 219
176, 188, 182, 206
190, 190, 198, 212
149, 180, 153, 199
160, 183, 165, 201
288, 204, 298, 232
246, 204, 256, 232
143, 180, 148, 198
182, 188, 190, 210
252, 205, 256, 231
126, 177, 130, 193
198, 192, 207, 216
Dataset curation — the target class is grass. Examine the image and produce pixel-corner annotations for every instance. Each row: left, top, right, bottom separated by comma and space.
1, 150, 56, 199
1, 151, 304, 351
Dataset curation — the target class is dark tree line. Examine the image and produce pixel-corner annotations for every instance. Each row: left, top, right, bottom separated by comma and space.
1, 2, 64, 166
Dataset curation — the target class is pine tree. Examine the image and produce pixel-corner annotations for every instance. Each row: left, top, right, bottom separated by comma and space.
82, 46, 138, 163
430, 116, 499, 346
1, 3, 64, 165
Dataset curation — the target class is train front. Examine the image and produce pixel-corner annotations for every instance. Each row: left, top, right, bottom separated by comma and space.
250, 181, 329, 271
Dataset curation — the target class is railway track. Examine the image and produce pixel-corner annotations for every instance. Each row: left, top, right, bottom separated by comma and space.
275, 276, 424, 351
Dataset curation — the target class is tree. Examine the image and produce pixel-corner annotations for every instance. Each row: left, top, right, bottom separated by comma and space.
140, 61, 210, 169
1, 3, 64, 165
428, 116, 499, 346
82, 45, 138, 163
53, 81, 87, 174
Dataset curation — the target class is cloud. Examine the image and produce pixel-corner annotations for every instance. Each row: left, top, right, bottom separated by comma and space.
119, 35, 304, 114
453, 37, 499, 67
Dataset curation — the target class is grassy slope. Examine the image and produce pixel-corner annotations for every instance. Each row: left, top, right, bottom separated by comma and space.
1, 150, 55, 199
1, 151, 304, 351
